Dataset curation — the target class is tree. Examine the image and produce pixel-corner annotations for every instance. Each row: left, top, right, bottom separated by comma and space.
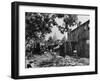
25, 13, 78, 41
58, 14, 78, 34
25, 13, 56, 40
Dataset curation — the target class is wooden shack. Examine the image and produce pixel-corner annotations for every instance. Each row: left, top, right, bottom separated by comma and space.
68, 20, 90, 58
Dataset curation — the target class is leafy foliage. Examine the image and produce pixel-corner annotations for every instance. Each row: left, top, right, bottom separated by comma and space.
58, 14, 78, 34
25, 12, 78, 40
26, 13, 55, 40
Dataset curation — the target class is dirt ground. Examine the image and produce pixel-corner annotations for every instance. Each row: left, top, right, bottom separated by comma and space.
25, 52, 89, 68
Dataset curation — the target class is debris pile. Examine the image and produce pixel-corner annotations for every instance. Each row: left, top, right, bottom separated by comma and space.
25, 52, 89, 68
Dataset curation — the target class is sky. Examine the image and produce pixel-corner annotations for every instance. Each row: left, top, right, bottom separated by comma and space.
45, 15, 89, 40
